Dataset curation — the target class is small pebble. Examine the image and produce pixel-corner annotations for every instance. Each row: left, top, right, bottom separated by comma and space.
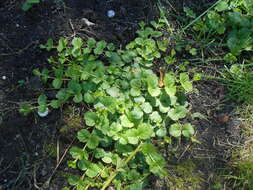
107, 10, 115, 18
38, 108, 49, 117
35, 152, 39, 156
2, 76, 6, 80
4, 179, 7, 183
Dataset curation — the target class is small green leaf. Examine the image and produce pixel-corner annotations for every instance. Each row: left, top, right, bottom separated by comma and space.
77, 159, 90, 171
106, 87, 120, 97
102, 156, 112, 164
137, 123, 153, 139
134, 96, 145, 103
164, 56, 176, 64
215, 1, 229, 12
38, 105, 47, 113
182, 123, 194, 138
22, 2, 33, 11
72, 37, 83, 49
130, 88, 141, 97
183, 7, 196, 18
148, 87, 161, 97
73, 93, 83, 103
68, 80, 82, 94
179, 73, 193, 92
94, 40, 107, 55
77, 129, 91, 142
169, 123, 182, 138
33, 69, 41, 76
141, 102, 153, 114
107, 43, 115, 51
52, 78, 63, 89
168, 106, 188, 121
84, 112, 99, 126
87, 38, 96, 49
68, 175, 79, 186
150, 111, 162, 123
83, 93, 94, 103
62, 187, 70, 190
56, 89, 69, 100
69, 146, 88, 160
130, 107, 144, 120
94, 148, 106, 159
156, 127, 167, 137
126, 183, 143, 190
193, 73, 202, 81
50, 100, 61, 108
38, 94, 47, 105
189, 48, 197, 55
19, 104, 33, 116
121, 115, 134, 128
157, 39, 170, 52
86, 163, 100, 178
87, 135, 99, 149
57, 37, 68, 52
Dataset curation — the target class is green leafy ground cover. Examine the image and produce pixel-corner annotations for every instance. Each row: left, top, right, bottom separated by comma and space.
20, 20, 201, 189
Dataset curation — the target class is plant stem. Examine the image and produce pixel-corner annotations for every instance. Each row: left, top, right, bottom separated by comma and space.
182, 0, 223, 31
101, 143, 143, 190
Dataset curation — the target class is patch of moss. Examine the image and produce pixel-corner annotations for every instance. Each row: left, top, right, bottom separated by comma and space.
44, 142, 57, 158
60, 106, 83, 133
166, 160, 203, 190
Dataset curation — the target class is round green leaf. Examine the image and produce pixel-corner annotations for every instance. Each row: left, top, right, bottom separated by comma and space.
156, 127, 167, 137
73, 93, 83, 103
179, 73, 193, 92
50, 100, 61, 108
141, 102, 153, 114
130, 107, 143, 120
102, 156, 112, 164
68, 175, 79, 186
83, 93, 95, 103
77, 129, 91, 142
167, 106, 188, 121
182, 123, 194, 138
94, 148, 106, 159
148, 87, 161, 97
84, 112, 99, 126
121, 115, 134, 128
169, 123, 182, 138
130, 88, 141, 97
137, 123, 154, 139
150, 111, 162, 123
52, 78, 63, 89
106, 87, 120, 97
87, 135, 99, 149
69, 146, 88, 160
94, 40, 107, 55
38, 94, 47, 105
77, 159, 90, 171
85, 163, 100, 178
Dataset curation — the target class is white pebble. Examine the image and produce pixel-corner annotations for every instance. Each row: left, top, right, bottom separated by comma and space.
35, 152, 39, 156
2, 76, 6, 80
38, 108, 49, 117
107, 10, 115, 18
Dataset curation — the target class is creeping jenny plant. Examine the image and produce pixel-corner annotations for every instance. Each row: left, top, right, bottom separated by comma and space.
20, 20, 196, 189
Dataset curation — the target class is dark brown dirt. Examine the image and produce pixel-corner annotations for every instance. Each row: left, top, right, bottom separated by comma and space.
0, 0, 157, 189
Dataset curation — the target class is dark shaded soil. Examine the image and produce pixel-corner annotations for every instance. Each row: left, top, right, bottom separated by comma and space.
0, 0, 157, 189
0, 0, 243, 190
